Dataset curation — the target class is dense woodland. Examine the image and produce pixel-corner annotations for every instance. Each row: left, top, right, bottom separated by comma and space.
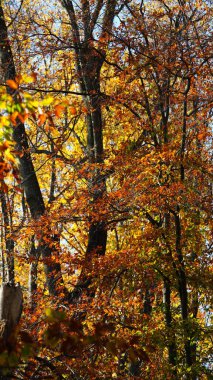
0, 0, 212, 379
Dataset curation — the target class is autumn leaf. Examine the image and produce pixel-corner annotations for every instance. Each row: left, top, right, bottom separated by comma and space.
4, 148, 16, 163
82, 106, 88, 113
22, 74, 36, 83
54, 104, 64, 117
6, 79, 19, 89
0, 141, 10, 151
70, 106, 77, 115
38, 113, 47, 125
0, 1, 211, 379
10, 111, 19, 125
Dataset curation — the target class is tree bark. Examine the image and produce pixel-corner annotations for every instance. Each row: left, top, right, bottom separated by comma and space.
0, 283, 23, 380
163, 278, 178, 376
0, 282, 23, 343
0, 191, 14, 284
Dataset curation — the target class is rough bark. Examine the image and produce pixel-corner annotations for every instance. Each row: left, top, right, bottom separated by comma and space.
0, 283, 23, 379
0, 282, 23, 342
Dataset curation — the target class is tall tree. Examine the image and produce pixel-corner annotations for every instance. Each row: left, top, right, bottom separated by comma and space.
58, 0, 120, 301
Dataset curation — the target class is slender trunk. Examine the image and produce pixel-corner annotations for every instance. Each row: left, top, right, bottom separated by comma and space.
143, 287, 152, 315
176, 87, 195, 374
0, 2, 67, 298
191, 289, 198, 367
28, 236, 39, 310
163, 278, 178, 376
0, 219, 6, 282
174, 75, 196, 376
163, 214, 178, 375
174, 211, 193, 372
49, 150, 56, 204
0, 191, 14, 284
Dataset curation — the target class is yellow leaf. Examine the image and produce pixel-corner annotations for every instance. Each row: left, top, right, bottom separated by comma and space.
0, 116, 10, 127
4, 149, 16, 163
0, 101, 6, 110
22, 74, 35, 83
27, 100, 39, 109
51, 127, 60, 138
45, 308, 52, 317
42, 97, 54, 106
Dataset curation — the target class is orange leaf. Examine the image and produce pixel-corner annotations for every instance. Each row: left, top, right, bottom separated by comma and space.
6, 79, 19, 90
38, 113, 47, 125
54, 104, 64, 117
31, 72, 37, 82
18, 113, 27, 123
70, 106, 77, 116
10, 111, 19, 125
15, 74, 23, 85
82, 106, 88, 113
0, 141, 10, 152
1, 182, 9, 193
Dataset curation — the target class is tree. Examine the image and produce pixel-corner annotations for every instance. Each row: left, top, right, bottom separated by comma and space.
0, 0, 212, 379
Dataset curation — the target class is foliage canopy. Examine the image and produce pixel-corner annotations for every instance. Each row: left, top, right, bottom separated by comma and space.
0, 0, 212, 379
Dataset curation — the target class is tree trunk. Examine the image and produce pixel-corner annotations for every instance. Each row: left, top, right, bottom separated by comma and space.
0, 283, 23, 343
0, 191, 14, 284
163, 278, 178, 377
61, 0, 117, 302
28, 236, 39, 310
174, 211, 194, 375
0, 1, 67, 299
0, 283, 23, 380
